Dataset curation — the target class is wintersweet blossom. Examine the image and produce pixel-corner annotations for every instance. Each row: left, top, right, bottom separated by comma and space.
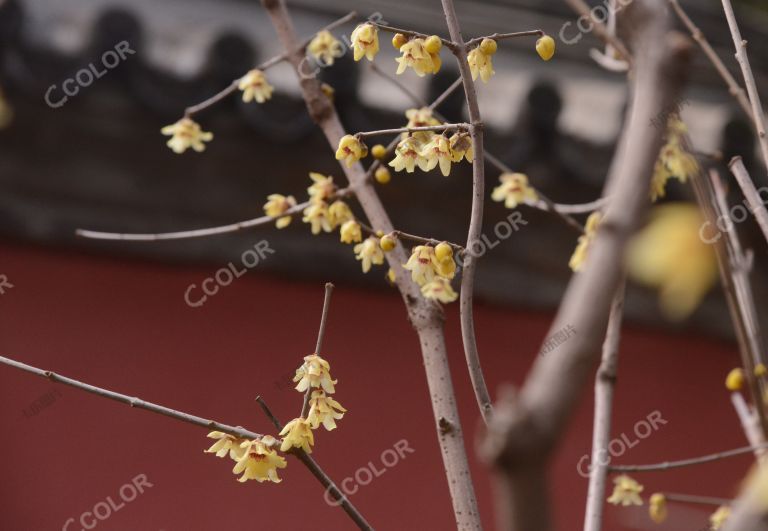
307, 172, 336, 202
263, 194, 297, 229
279, 418, 314, 454
403, 245, 438, 286
491, 173, 539, 209
395, 38, 437, 76
294, 353, 337, 393
335, 135, 368, 168
307, 30, 343, 66
421, 135, 453, 176
569, 211, 601, 272
434, 255, 456, 280
449, 132, 474, 163
238, 69, 273, 103
404, 107, 441, 143
536, 35, 556, 61
232, 438, 287, 483
606, 475, 644, 506
649, 493, 667, 523
161, 118, 213, 154
354, 236, 385, 273
389, 137, 428, 173
340, 220, 362, 244
328, 200, 353, 227
302, 201, 333, 235
627, 204, 717, 320
205, 431, 246, 460
421, 277, 458, 303
650, 117, 698, 201
467, 44, 495, 83
351, 23, 379, 62
308, 389, 347, 431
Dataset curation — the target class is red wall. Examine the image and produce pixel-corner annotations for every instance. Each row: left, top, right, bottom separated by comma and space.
0, 243, 752, 530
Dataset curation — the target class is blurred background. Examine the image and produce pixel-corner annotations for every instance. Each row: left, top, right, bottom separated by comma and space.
0, 0, 767, 529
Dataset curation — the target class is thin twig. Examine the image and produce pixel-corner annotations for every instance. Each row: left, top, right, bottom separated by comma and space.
663, 493, 733, 507
584, 281, 625, 531
354, 123, 470, 139
729, 156, 768, 246
184, 11, 358, 118
720, 0, 768, 173
255, 396, 375, 531
465, 30, 544, 48
368, 21, 456, 52
357, 219, 464, 252
609, 442, 768, 472
75, 188, 351, 241
668, 0, 751, 117
301, 283, 334, 418
441, 0, 493, 429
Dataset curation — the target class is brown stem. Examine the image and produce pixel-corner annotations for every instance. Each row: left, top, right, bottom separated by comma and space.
261, 1, 482, 528
480, 3, 691, 528
584, 281, 625, 531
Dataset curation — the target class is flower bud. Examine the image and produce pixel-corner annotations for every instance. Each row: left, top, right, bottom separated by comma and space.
424, 35, 442, 54
726, 368, 745, 391
380, 234, 397, 252
536, 35, 556, 61
375, 167, 391, 184
435, 242, 453, 262
371, 144, 387, 159
479, 38, 497, 55
392, 33, 408, 50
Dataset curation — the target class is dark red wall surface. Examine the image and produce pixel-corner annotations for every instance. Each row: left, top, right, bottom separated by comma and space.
0, 242, 753, 531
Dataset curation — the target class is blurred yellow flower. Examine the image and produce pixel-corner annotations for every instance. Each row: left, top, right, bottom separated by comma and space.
649, 493, 667, 523
308, 30, 343, 66
279, 418, 314, 454
404, 107, 441, 143
449, 132, 474, 163
607, 475, 644, 506
650, 117, 698, 201
328, 200, 353, 227
232, 438, 287, 483
238, 69, 273, 103
491, 173, 539, 209
627, 204, 717, 320
354, 236, 385, 273
161, 118, 213, 154
726, 368, 745, 391
340, 220, 362, 244
294, 353, 336, 393
205, 431, 246, 460
421, 277, 458, 303
308, 389, 347, 431
709, 505, 730, 530
263, 194, 297, 229
302, 201, 333, 235
421, 135, 453, 176
569, 212, 602, 272
307, 172, 336, 203
351, 23, 379, 62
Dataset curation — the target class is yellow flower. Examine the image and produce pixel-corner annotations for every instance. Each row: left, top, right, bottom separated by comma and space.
403, 245, 437, 286
479, 38, 498, 55
726, 368, 745, 391
351, 23, 379, 62
449, 132, 474, 163
389, 137, 429, 173
421, 277, 458, 303
328, 200, 353, 228
161, 118, 213, 154
353, 236, 385, 273
606, 475, 644, 506
392, 33, 408, 50
374, 167, 391, 184
649, 493, 667, 523
651, 117, 698, 201
756, 363, 767, 377
435, 255, 456, 280
205, 431, 246, 460
536, 35, 556, 61
307, 30, 343, 66
335, 135, 368, 168
307, 172, 336, 202
294, 353, 337, 393
232, 438, 287, 483
709, 505, 730, 530
435, 242, 452, 262
340, 220, 362, 244
308, 390, 347, 431
386, 268, 397, 284
302, 201, 333, 235
238, 69, 273, 103
371, 144, 387, 159
264, 194, 297, 229
421, 135, 454, 176
627, 204, 717, 320
569, 212, 602, 272
395, 38, 436, 76
467, 46, 495, 83
491, 173, 539, 208
279, 417, 314, 454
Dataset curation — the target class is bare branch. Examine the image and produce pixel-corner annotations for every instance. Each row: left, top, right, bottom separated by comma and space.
354, 123, 470, 139
301, 283, 334, 418
465, 30, 544, 48
729, 156, 768, 246
609, 442, 768, 472
368, 21, 456, 52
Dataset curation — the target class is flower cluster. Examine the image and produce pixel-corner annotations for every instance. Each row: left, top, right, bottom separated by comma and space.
308, 30, 344, 66
569, 211, 602, 272
491, 173, 539, 209
650, 116, 698, 201
205, 432, 287, 483
403, 242, 458, 303
394, 34, 442, 77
